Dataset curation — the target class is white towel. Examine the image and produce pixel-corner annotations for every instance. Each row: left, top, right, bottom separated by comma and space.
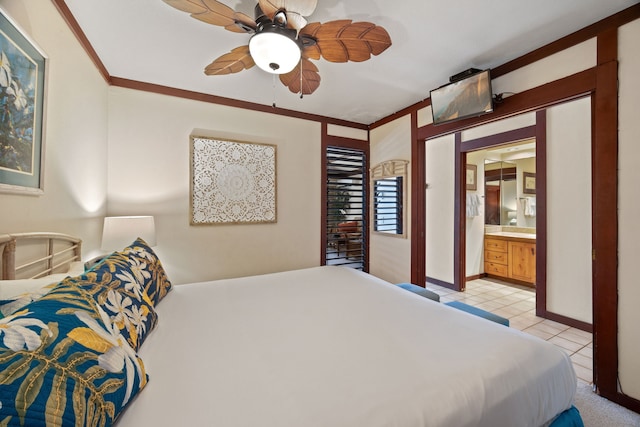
523, 197, 536, 217
466, 193, 481, 218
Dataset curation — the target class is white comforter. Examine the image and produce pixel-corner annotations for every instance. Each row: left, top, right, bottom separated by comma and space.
118, 266, 576, 427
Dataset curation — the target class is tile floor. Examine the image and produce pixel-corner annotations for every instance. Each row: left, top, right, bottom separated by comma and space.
426, 277, 594, 384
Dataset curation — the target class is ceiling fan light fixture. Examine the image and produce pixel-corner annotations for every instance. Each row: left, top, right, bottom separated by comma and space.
249, 25, 301, 74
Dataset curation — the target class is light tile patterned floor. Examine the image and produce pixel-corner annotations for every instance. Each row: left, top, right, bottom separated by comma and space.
426, 277, 593, 384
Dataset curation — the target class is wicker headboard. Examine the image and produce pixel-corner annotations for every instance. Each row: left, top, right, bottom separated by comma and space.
0, 233, 82, 280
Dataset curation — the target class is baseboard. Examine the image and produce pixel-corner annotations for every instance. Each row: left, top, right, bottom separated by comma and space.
609, 391, 640, 415
425, 276, 455, 290
465, 274, 483, 281
545, 311, 592, 333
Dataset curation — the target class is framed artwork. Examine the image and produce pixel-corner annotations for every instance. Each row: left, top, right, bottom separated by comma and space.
0, 9, 47, 195
523, 172, 536, 194
190, 136, 277, 225
466, 163, 477, 191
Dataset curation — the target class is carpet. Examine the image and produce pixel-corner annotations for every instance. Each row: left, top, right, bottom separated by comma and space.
575, 381, 640, 426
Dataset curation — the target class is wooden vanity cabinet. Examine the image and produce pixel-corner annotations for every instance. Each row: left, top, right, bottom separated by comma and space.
508, 241, 536, 283
484, 235, 536, 286
484, 238, 508, 278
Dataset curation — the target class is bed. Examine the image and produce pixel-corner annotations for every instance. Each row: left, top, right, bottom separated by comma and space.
0, 233, 584, 427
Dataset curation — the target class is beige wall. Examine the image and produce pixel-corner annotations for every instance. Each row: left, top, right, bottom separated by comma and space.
545, 98, 592, 323
107, 87, 322, 284
424, 134, 455, 284
0, 0, 108, 257
618, 17, 640, 401
369, 116, 411, 284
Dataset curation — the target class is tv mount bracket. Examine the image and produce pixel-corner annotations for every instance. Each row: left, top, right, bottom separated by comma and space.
449, 68, 483, 83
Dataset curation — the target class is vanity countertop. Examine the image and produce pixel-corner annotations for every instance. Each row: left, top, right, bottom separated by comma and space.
485, 231, 536, 240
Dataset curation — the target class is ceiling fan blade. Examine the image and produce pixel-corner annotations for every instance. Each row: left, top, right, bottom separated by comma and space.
233, 11, 257, 32
204, 45, 256, 75
301, 43, 321, 61
163, 0, 208, 14
257, 0, 280, 19
304, 20, 392, 63
164, 0, 256, 33
279, 58, 320, 95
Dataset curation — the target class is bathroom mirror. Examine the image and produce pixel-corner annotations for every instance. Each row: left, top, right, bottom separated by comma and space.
481, 139, 537, 228
484, 161, 517, 226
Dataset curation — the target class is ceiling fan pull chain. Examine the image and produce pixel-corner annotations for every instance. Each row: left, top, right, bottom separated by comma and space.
300, 59, 304, 99
272, 73, 277, 108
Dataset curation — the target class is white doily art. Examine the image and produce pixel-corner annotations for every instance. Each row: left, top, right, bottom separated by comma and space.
190, 137, 276, 224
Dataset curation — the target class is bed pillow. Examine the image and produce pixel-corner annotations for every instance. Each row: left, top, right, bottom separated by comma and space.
0, 281, 148, 427
62, 261, 159, 352
115, 238, 172, 307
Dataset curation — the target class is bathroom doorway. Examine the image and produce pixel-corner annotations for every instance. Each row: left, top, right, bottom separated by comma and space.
454, 111, 547, 317
455, 99, 593, 328
466, 140, 538, 295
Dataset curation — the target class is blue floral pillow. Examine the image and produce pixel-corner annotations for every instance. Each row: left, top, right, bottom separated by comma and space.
58, 263, 158, 352
0, 282, 147, 426
116, 238, 173, 307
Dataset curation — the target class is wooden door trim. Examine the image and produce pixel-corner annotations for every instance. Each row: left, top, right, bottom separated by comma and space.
321, 123, 371, 271
455, 123, 541, 294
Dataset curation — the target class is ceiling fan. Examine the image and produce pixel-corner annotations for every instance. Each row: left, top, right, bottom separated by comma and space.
162, 0, 392, 96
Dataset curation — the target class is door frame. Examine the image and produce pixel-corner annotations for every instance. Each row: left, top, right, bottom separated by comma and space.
320, 123, 370, 272
454, 115, 547, 316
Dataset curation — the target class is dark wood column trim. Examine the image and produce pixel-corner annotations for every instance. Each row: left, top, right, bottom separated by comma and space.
454, 133, 465, 292
410, 111, 426, 286
534, 110, 548, 318
592, 31, 621, 404
320, 123, 330, 267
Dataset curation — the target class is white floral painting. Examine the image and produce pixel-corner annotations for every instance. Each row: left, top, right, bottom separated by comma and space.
190, 136, 277, 224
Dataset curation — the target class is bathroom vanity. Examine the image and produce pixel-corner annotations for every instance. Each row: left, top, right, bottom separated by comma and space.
484, 232, 536, 286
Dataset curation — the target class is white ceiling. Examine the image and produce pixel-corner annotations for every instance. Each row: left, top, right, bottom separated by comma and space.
63, 0, 637, 125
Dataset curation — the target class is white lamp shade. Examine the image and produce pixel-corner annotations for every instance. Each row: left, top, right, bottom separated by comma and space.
249, 31, 301, 74
101, 216, 156, 251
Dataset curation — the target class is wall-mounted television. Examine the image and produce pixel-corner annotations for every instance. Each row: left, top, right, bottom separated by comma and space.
430, 69, 494, 125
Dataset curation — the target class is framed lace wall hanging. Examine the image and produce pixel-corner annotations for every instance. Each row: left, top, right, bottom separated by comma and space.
190, 136, 277, 225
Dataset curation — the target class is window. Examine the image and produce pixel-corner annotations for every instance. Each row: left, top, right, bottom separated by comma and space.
371, 160, 408, 238
373, 176, 403, 234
